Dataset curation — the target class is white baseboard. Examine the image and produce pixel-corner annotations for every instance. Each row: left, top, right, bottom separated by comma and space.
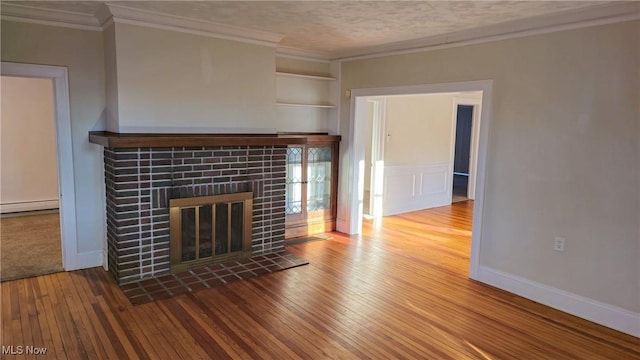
102, 249, 109, 271
336, 217, 350, 234
65, 250, 104, 271
477, 265, 640, 337
0, 200, 59, 213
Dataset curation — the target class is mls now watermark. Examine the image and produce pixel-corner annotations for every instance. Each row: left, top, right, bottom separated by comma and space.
2, 345, 48, 355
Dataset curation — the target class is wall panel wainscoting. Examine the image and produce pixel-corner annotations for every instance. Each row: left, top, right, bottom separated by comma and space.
383, 163, 451, 216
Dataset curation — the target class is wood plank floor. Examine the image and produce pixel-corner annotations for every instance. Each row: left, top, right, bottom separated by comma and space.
1, 200, 638, 359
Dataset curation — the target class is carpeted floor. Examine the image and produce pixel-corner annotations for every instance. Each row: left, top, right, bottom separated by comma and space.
0, 211, 63, 282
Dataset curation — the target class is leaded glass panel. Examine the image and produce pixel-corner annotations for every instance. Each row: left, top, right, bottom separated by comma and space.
286, 147, 303, 214
307, 146, 332, 212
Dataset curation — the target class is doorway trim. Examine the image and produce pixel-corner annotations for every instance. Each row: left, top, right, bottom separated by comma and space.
367, 98, 386, 218
344, 80, 492, 279
1, 62, 78, 270
452, 97, 482, 200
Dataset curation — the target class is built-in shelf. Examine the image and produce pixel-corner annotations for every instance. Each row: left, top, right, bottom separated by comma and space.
276, 72, 336, 108
275, 60, 338, 127
275, 71, 336, 81
276, 102, 336, 108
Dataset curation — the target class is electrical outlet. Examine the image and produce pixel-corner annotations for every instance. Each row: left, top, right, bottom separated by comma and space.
554, 237, 565, 252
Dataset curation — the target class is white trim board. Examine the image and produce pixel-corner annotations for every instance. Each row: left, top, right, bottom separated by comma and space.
0, 200, 59, 214
478, 266, 640, 337
75, 250, 106, 271
1, 62, 82, 271
0, 3, 101, 30
100, 155, 109, 272
0, 15, 102, 32
97, 4, 283, 47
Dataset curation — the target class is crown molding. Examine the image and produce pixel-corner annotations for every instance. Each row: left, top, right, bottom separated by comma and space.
335, 2, 640, 60
276, 46, 333, 62
0, 3, 101, 31
2, 1, 638, 62
97, 3, 284, 47
446, 1, 640, 44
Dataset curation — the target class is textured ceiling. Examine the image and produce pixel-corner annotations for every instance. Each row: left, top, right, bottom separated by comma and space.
5, 1, 609, 54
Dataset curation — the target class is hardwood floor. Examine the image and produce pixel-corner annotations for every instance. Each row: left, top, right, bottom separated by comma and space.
1, 200, 638, 359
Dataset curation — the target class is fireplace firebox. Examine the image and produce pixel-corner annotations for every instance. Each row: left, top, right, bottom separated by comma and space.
170, 192, 253, 273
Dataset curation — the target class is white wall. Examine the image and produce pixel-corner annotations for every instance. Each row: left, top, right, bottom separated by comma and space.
103, 23, 119, 133
338, 20, 640, 328
112, 23, 276, 133
274, 106, 331, 133
384, 94, 455, 165
1, 21, 106, 260
276, 56, 331, 76
0, 76, 59, 212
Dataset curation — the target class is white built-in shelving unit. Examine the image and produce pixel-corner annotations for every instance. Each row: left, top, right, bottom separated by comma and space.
275, 71, 336, 108
275, 56, 339, 132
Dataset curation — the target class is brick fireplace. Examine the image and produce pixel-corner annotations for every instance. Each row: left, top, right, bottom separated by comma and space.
92, 132, 307, 285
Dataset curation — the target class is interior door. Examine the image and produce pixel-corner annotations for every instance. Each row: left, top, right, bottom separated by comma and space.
453, 105, 473, 197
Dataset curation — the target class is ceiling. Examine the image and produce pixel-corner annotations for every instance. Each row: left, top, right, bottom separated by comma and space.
2, 1, 623, 58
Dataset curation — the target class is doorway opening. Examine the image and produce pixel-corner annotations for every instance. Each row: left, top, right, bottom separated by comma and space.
452, 97, 482, 203
344, 81, 492, 279
453, 105, 473, 202
358, 92, 482, 218
0, 75, 63, 280
1, 62, 78, 274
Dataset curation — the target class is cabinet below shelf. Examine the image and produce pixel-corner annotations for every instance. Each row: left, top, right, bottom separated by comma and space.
284, 138, 340, 240
276, 102, 336, 109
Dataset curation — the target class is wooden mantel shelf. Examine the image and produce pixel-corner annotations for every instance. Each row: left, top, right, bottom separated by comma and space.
89, 131, 340, 148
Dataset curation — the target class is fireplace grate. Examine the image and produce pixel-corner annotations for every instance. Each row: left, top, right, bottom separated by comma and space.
169, 192, 253, 273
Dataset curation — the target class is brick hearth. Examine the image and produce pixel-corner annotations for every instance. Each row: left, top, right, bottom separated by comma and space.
103, 145, 287, 284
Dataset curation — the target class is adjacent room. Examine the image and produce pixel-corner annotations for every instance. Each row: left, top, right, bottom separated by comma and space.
359, 91, 483, 220
0, 1, 638, 358
0, 75, 63, 281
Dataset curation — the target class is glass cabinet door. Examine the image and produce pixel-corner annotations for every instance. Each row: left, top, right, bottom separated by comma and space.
285, 147, 304, 216
307, 146, 332, 213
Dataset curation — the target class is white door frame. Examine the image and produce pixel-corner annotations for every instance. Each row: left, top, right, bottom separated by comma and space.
1, 62, 78, 270
344, 80, 492, 279
368, 98, 386, 218
451, 97, 482, 200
